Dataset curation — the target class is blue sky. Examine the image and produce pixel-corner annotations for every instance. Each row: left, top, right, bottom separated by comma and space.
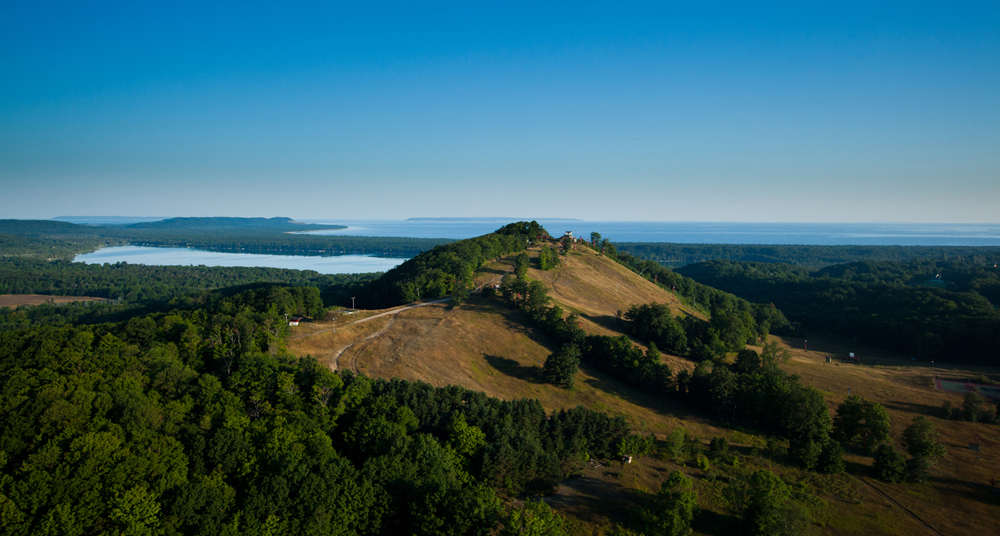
1, 2, 998, 222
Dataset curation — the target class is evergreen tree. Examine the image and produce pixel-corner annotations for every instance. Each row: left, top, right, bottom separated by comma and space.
873, 443, 906, 483
961, 391, 990, 423
742, 470, 791, 536
515, 252, 530, 279
646, 471, 697, 536
817, 440, 845, 474
543, 344, 581, 388
901, 416, 946, 460
832, 396, 891, 451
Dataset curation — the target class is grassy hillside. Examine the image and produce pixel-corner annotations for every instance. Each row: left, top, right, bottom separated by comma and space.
287, 238, 1000, 536
289, 246, 709, 431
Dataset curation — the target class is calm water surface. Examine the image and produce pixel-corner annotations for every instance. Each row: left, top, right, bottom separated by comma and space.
300, 220, 1000, 246
75, 246, 408, 274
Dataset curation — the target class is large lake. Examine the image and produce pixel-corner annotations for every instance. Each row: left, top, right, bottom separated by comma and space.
75, 246, 408, 274
299, 219, 1000, 246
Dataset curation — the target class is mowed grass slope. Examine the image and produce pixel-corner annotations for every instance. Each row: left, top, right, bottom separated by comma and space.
288, 245, 719, 437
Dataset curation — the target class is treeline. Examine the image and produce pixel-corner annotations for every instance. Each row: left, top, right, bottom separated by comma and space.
617, 242, 1000, 270
815, 258, 1000, 305
0, 220, 121, 259
0, 283, 629, 535
0, 219, 451, 258
0, 257, 375, 306
0, 258, 379, 331
677, 260, 1000, 365
0, 233, 109, 259
110, 229, 449, 258
489, 265, 849, 475
358, 221, 546, 308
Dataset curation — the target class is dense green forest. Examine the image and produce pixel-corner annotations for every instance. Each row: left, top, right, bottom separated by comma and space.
2, 223, 976, 534
677, 259, 1000, 365
0, 284, 632, 535
618, 242, 1000, 270
0, 219, 452, 259
0, 258, 378, 330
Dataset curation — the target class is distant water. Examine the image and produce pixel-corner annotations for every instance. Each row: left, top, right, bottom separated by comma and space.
75, 246, 407, 274
301, 220, 1000, 246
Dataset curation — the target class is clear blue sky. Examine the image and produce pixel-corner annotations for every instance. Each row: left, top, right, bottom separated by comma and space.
1, 2, 998, 222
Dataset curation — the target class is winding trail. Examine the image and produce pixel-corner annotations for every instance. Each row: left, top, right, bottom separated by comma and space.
326, 297, 453, 370
303, 266, 509, 371
338, 315, 397, 372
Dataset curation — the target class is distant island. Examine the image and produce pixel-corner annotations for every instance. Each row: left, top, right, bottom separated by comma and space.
54, 216, 168, 225
405, 217, 582, 222
127, 217, 346, 231
52, 216, 348, 231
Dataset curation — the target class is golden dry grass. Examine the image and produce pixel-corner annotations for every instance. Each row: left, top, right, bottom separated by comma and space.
286, 247, 1000, 535
528, 246, 701, 321
287, 247, 731, 441
767, 334, 1000, 536
290, 294, 721, 438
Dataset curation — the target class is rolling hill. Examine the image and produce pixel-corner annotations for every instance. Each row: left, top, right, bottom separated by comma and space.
287, 232, 1000, 536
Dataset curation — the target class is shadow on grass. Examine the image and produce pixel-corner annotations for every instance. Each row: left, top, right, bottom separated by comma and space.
882, 400, 943, 417
843, 458, 876, 480
484, 354, 546, 384
926, 474, 1000, 507
579, 312, 624, 333
692, 509, 741, 536
546, 472, 647, 526
579, 363, 704, 422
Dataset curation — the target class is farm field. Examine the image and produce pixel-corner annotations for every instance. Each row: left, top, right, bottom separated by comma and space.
0, 293, 107, 308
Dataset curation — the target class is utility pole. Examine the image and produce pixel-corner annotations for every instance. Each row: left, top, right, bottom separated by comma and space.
351, 297, 356, 310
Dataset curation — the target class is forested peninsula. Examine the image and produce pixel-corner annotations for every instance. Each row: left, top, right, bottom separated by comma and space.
0, 218, 452, 259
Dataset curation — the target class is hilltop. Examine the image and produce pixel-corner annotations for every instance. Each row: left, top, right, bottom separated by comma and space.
289, 245, 705, 428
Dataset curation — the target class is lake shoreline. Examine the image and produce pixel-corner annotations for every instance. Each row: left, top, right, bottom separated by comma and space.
74, 246, 409, 275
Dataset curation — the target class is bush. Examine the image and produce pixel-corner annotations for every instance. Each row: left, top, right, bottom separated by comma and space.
664, 429, 685, 459
790, 439, 822, 470
873, 443, 906, 483
697, 454, 711, 471
709, 437, 730, 460
817, 440, 845, 474
543, 343, 580, 388
905, 456, 933, 483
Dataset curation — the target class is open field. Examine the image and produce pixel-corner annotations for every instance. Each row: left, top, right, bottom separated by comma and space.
0, 294, 108, 308
287, 246, 1000, 535
771, 334, 1000, 536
